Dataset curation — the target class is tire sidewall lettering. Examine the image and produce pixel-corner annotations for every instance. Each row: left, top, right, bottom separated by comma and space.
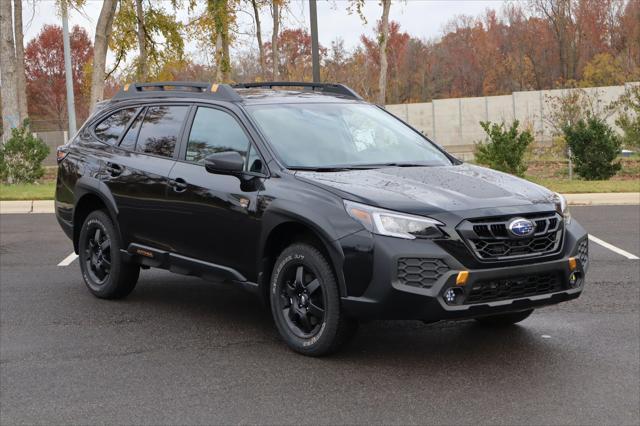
271, 251, 326, 347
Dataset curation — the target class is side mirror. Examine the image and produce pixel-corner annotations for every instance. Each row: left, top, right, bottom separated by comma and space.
204, 151, 245, 175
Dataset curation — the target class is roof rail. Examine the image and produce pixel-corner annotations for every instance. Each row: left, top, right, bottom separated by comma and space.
232, 82, 363, 100
112, 82, 242, 102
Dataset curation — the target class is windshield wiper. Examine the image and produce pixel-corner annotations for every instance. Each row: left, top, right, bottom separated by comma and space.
356, 162, 435, 168
289, 166, 361, 172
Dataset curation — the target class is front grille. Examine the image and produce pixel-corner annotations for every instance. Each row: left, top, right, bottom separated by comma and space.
397, 258, 449, 289
577, 238, 589, 270
458, 213, 564, 261
466, 272, 563, 304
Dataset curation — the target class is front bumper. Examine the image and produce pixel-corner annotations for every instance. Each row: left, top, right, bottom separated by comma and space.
338, 220, 588, 321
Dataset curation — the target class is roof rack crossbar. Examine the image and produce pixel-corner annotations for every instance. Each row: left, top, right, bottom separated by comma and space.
232, 82, 363, 100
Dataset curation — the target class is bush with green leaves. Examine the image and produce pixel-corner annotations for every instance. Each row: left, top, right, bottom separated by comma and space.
474, 120, 533, 177
0, 120, 50, 184
563, 117, 621, 180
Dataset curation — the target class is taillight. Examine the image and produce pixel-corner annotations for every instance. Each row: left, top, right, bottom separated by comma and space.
56, 146, 69, 163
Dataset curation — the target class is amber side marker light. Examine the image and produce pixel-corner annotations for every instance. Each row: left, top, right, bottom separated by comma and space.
568, 257, 577, 271
456, 270, 469, 286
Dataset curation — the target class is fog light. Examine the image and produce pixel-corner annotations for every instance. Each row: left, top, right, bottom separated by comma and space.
444, 288, 463, 305
568, 272, 579, 287
444, 288, 456, 304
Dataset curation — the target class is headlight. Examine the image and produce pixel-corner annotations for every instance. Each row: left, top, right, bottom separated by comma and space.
553, 192, 571, 224
343, 200, 444, 239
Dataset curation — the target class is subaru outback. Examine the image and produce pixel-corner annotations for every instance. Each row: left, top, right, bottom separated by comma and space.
55, 81, 589, 356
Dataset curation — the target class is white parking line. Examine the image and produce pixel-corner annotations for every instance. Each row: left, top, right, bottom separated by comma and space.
58, 252, 79, 266
588, 235, 640, 260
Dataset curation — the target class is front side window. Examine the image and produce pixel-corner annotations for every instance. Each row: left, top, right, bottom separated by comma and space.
94, 107, 139, 145
186, 107, 250, 163
246, 103, 452, 168
136, 105, 189, 157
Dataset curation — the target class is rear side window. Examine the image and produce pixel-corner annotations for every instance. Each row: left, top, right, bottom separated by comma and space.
186, 107, 250, 163
94, 107, 138, 145
136, 106, 189, 157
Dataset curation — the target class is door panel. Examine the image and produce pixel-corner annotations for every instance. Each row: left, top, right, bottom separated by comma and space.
104, 150, 176, 249
165, 162, 263, 275
163, 105, 265, 279
100, 105, 189, 249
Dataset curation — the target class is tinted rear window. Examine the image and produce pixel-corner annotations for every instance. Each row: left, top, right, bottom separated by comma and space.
94, 107, 139, 145
136, 106, 189, 157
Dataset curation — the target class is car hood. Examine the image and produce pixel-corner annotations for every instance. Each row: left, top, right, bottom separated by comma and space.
294, 164, 557, 216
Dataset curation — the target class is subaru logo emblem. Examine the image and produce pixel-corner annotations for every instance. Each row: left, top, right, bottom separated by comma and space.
508, 218, 535, 237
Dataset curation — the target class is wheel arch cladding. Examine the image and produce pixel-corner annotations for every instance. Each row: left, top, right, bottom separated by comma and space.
258, 218, 347, 307
73, 179, 121, 253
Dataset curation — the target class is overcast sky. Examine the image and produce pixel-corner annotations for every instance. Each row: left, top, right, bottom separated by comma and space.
22, 0, 505, 65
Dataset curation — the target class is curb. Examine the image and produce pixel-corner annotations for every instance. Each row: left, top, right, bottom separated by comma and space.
564, 192, 640, 206
0, 200, 55, 214
1, 193, 639, 214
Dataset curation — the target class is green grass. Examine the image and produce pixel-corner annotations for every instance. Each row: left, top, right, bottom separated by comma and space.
527, 177, 640, 193
0, 178, 637, 200
0, 182, 56, 200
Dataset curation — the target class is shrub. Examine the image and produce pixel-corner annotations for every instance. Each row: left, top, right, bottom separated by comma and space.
0, 120, 50, 184
563, 117, 621, 180
474, 120, 533, 177
614, 86, 640, 149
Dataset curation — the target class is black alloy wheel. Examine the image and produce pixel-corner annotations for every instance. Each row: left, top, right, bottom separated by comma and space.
85, 225, 112, 285
78, 210, 139, 299
277, 263, 326, 338
270, 243, 357, 356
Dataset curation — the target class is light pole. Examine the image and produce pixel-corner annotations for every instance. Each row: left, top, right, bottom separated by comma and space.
61, 0, 77, 136
309, 0, 320, 83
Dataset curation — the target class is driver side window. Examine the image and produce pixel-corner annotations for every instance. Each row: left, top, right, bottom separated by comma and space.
186, 107, 250, 164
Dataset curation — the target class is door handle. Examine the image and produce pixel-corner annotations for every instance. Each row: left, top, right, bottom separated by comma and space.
169, 177, 188, 193
106, 162, 122, 177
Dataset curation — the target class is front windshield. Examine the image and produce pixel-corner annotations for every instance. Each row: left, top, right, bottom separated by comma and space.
246, 103, 452, 168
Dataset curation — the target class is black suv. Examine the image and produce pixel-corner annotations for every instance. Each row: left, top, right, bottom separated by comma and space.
56, 81, 589, 356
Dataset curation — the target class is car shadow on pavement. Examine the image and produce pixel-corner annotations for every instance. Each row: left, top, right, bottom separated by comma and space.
122, 273, 565, 367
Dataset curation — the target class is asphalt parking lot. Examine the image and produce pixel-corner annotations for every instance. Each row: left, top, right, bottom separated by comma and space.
1, 206, 639, 425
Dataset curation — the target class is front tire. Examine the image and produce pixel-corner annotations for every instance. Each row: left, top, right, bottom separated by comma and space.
270, 243, 357, 356
78, 210, 139, 299
475, 309, 534, 326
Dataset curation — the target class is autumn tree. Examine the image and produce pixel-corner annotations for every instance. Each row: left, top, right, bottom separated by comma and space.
14, 0, 28, 122
377, 0, 392, 104
264, 29, 326, 82
531, 0, 582, 84
209, 0, 234, 82
111, 0, 184, 82
361, 21, 410, 101
350, 0, 393, 104
24, 25, 94, 130
248, 0, 268, 78
89, 0, 118, 111
0, 0, 19, 136
580, 53, 627, 86
271, 0, 282, 80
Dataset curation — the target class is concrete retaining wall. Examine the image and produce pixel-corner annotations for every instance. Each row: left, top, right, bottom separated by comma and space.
388, 83, 638, 160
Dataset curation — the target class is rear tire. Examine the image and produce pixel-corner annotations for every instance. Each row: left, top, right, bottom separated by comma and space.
475, 309, 534, 326
270, 243, 357, 356
78, 210, 139, 299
